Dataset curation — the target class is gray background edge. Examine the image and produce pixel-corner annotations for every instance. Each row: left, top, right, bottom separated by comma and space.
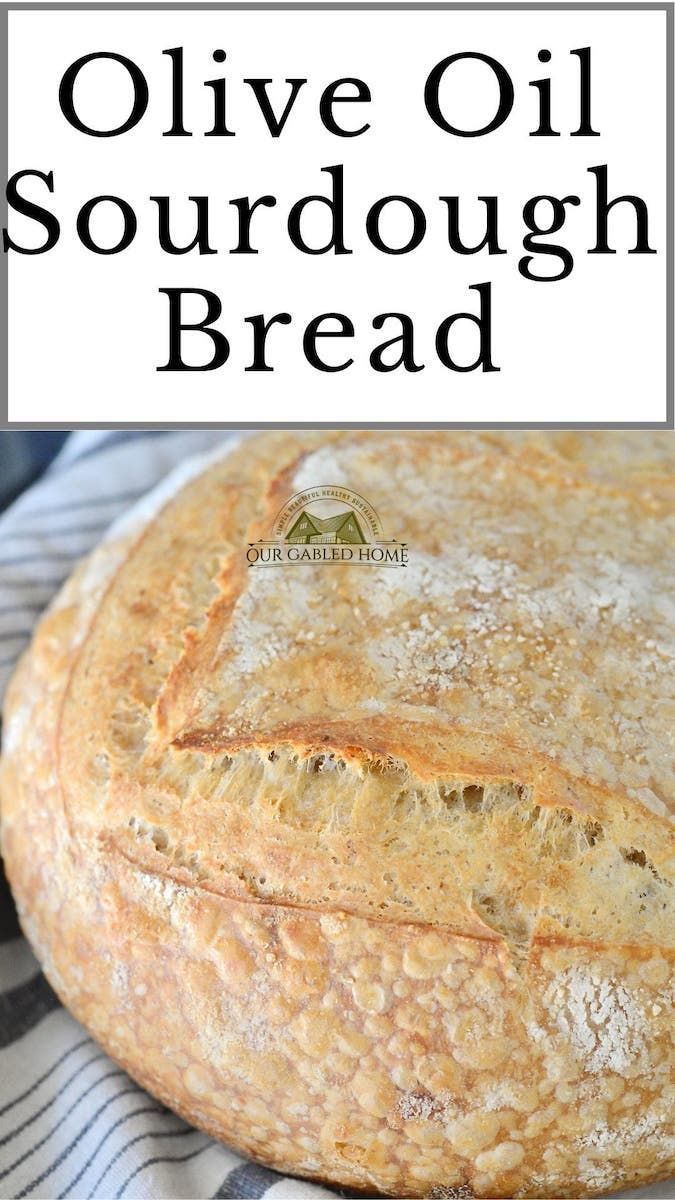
0, 2, 672, 430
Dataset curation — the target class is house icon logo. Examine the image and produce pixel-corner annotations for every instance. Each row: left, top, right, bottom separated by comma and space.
285, 505, 366, 546
247, 485, 408, 567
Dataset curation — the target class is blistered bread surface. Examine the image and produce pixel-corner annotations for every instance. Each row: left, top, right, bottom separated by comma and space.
1, 431, 673, 1198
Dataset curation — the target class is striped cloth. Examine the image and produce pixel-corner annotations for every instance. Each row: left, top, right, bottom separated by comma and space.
0, 432, 669, 1200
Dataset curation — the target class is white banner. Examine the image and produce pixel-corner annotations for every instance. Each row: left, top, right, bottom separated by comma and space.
4, 5, 671, 425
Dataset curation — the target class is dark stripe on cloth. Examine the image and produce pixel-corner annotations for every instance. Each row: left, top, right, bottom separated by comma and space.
82, 1123, 200, 1198
213, 1162, 283, 1198
3, 1079, 136, 1188
0, 862, 21, 943
3, 521, 110, 542
114, 1143, 212, 1198
0, 1037, 92, 1118
59, 1104, 168, 1198
0, 604, 47, 617
24, 489, 146, 518
0, 973, 60, 1049
0, 1055, 109, 1153
0, 573, 72, 592
14, 1087, 160, 1198
0, 552, 84, 569
63, 432, 164, 464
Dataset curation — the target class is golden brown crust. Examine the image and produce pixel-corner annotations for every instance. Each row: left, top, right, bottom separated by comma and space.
1, 431, 673, 1198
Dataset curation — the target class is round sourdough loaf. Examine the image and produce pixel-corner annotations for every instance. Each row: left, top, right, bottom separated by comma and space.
0, 431, 673, 1199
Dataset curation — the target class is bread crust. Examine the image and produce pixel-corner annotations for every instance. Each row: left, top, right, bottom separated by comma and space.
1, 431, 673, 1198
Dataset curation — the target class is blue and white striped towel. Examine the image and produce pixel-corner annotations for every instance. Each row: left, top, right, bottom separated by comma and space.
0, 432, 670, 1200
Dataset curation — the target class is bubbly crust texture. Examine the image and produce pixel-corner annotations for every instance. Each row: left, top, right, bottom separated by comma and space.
1, 431, 674, 1199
